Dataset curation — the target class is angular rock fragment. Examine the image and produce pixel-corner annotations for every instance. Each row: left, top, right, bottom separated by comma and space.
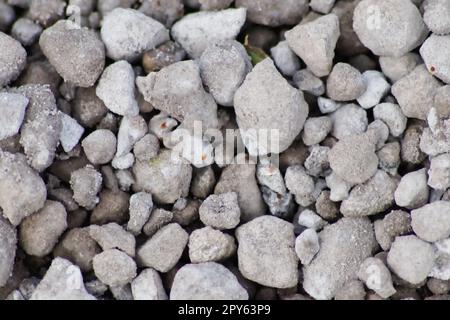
199, 192, 240, 230
13, 84, 61, 172
285, 14, 340, 77
96, 60, 139, 117
326, 63, 365, 102
353, 0, 428, 57
236, 216, 298, 288
188, 226, 236, 263
387, 235, 435, 285
0, 92, 28, 140
0, 151, 46, 225
171, 8, 246, 58
82, 129, 117, 165
236, 0, 307, 26
127, 192, 153, 236
0, 32, 27, 87
214, 162, 265, 221
0, 218, 16, 287
39, 20, 105, 87
31, 258, 95, 300
137, 223, 188, 272
133, 149, 192, 204
295, 229, 320, 266
303, 217, 377, 300
392, 64, 442, 120
234, 58, 308, 155
131, 268, 167, 300
93, 249, 137, 287
70, 165, 102, 210
88, 223, 135, 257
137, 60, 218, 131
101, 8, 169, 61
358, 257, 396, 299
170, 262, 248, 300
199, 40, 251, 106
340, 170, 398, 217
54, 228, 101, 272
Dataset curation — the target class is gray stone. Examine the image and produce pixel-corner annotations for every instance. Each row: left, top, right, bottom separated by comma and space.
270, 40, 300, 77
285, 14, 340, 77
302, 117, 332, 147
170, 262, 248, 300
236, 0, 308, 26
96, 60, 139, 117
341, 170, 398, 217
137, 223, 188, 272
131, 268, 167, 300
59, 113, 85, 153
387, 235, 435, 285
127, 192, 153, 236
395, 168, 429, 209
70, 165, 102, 210
39, 20, 105, 87
137, 60, 218, 132
82, 129, 117, 165
379, 53, 420, 83
199, 192, 240, 230
358, 257, 396, 299
0, 92, 28, 140
295, 229, 320, 265
392, 64, 442, 120
171, 8, 246, 59
31, 258, 95, 300
19, 200, 67, 257
133, 149, 192, 204
357, 71, 390, 109
330, 104, 368, 140
423, 0, 450, 35
411, 201, 450, 243
88, 223, 135, 257
0, 151, 47, 226
101, 8, 169, 61
0, 31, 27, 87
420, 34, 450, 84
326, 63, 365, 101
188, 226, 236, 263
353, 0, 428, 57
374, 210, 411, 251
234, 58, 308, 155
14, 84, 61, 172
293, 69, 325, 96
236, 216, 298, 288
93, 249, 137, 287
373, 103, 407, 137
200, 41, 251, 106
303, 217, 377, 300
214, 162, 265, 221
143, 208, 173, 237
0, 218, 16, 287
328, 133, 378, 185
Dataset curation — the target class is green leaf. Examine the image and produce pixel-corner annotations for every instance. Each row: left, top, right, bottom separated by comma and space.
244, 35, 268, 66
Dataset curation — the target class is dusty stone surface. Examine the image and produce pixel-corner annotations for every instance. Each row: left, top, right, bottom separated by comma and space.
170, 262, 248, 300
236, 216, 298, 289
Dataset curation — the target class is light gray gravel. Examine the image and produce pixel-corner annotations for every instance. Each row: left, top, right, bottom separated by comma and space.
2, 0, 450, 301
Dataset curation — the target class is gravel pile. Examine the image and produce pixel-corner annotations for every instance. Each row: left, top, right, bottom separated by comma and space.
1, 0, 450, 301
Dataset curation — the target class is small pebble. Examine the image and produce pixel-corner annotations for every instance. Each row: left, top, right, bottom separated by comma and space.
170, 262, 248, 300
285, 14, 340, 77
